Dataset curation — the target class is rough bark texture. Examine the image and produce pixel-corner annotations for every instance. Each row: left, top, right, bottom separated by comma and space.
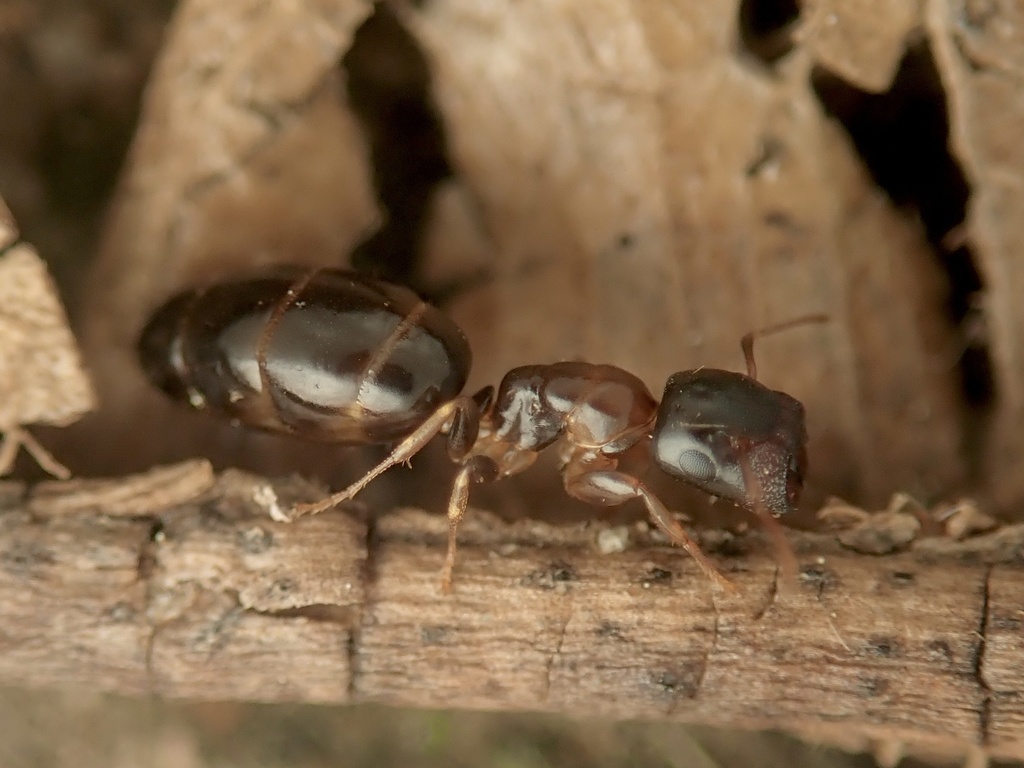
2, 467, 1022, 764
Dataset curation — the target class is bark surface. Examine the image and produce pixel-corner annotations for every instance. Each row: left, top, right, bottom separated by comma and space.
3, 468, 1022, 763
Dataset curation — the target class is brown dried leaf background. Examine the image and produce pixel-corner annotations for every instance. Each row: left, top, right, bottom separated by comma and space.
0, 244, 95, 430
404, 0, 961, 510
14, 2, 1024, 767
75, 0, 1024, 522
931, 0, 1024, 510
78, 0, 383, 479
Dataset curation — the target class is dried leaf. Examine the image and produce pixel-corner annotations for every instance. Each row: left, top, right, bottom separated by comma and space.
0, 244, 95, 430
932, 497, 996, 540
927, 2, 1024, 510
85, 1, 1022, 519
837, 510, 921, 554
799, 0, 921, 91
817, 497, 871, 529
85, 0, 380, 391
401, 0, 962, 504
80, 0, 383, 474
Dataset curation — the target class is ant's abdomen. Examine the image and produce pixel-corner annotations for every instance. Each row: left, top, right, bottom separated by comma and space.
137, 267, 471, 443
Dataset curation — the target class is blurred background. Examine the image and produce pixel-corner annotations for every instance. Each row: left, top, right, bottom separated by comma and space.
0, 0, 1014, 766
0, 687, 897, 768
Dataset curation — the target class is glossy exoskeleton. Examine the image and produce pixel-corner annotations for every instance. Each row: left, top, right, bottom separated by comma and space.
139, 266, 823, 592
650, 317, 820, 579
138, 267, 473, 444
654, 371, 805, 518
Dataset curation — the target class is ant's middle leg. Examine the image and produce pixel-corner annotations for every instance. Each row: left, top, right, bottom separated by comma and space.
441, 455, 497, 593
440, 441, 537, 593
562, 452, 735, 592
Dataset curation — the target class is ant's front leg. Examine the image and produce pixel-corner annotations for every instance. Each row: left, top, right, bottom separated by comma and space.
562, 450, 734, 593
736, 446, 798, 582
440, 420, 539, 592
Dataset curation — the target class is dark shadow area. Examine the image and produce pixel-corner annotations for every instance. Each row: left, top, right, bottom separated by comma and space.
0, 1, 174, 314
0, 0, 175, 482
343, 3, 452, 293
738, 0, 801, 67
812, 38, 996, 480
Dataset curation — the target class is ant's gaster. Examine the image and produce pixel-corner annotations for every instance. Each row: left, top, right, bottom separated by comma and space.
138, 267, 824, 592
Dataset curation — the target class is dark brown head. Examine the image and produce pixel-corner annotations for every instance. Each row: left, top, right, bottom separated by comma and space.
651, 368, 807, 516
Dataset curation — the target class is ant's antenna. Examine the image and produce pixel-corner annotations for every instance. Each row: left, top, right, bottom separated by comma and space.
741, 313, 828, 380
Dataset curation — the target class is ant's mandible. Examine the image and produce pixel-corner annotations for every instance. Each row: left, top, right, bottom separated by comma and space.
138, 266, 825, 592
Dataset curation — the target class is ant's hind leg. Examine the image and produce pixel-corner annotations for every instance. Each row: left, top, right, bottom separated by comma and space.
290, 396, 480, 519
440, 455, 499, 593
564, 467, 735, 593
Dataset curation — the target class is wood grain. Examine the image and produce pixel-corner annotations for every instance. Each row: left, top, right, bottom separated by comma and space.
2, 470, 1022, 763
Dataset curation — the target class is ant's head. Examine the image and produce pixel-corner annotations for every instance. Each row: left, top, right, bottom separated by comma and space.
652, 368, 807, 516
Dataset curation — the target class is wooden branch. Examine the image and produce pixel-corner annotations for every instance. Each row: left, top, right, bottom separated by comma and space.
3, 465, 1023, 763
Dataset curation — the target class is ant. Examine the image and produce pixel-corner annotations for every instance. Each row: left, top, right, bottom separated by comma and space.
138, 266, 824, 592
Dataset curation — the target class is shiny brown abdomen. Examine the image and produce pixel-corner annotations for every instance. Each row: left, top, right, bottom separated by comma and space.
137, 268, 471, 443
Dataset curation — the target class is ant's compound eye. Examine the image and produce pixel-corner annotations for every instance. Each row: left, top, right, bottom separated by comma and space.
676, 449, 717, 482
